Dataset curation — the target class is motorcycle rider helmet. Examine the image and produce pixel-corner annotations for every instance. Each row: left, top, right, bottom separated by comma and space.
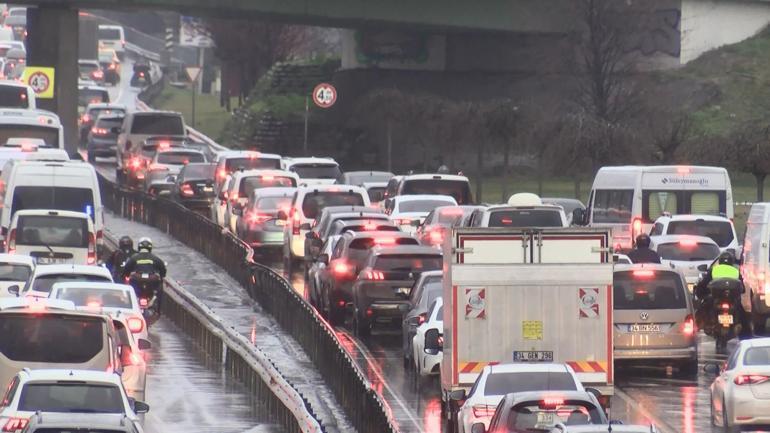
718, 251, 735, 266
635, 233, 651, 249
137, 237, 153, 253
437, 165, 450, 174
118, 236, 133, 252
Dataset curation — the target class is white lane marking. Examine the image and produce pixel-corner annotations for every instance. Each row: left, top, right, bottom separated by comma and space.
615, 387, 677, 433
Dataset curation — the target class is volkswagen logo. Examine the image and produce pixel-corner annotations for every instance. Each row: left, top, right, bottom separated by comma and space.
640, 312, 649, 321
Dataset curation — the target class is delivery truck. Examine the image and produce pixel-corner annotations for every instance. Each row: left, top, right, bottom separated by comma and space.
432, 227, 614, 422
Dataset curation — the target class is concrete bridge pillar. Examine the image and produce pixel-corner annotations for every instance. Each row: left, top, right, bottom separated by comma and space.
27, 6, 79, 155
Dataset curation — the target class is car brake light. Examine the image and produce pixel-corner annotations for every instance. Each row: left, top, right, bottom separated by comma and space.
86, 301, 101, 310
109, 63, 116, 70
540, 397, 565, 408
366, 308, 374, 317
735, 374, 770, 385
127, 317, 144, 333
292, 209, 301, 235
28, 302, 45, 313
129, 157, 142, 169
248, 213, 271, 224
7, 228, 15, 254
677, 166, 691, 174
721, 302, 730, 310
374, 237, 395, 245
180, 183, 195, 197
81, 114, 91, 123
139, 298, 148, 308
471, 404, 496, 418
395, 218, 411, 225
682, 314, 695, 336
632, 270, 654, 278
261, 175, 274, 181
631, 217, 643, 243
679, 239, 697, 247
121, 346, 141, 366
332, 260, 352, 277
2, 418, 28, 431
364, 270, 385, 280
217, 168, 227, 179
87, 232, 96, 265
429, 229, 443, 245
91, 127, 108, 136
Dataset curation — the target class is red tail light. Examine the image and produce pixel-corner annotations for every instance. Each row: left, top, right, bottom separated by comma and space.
472, 404, 496, 418
331, 260, 353, 279
735, 374, 770, 385
428, 229, 443, 245
7, 228, 15, 254
121, 346, 142, 366
129, 157, 142, 169
91, 70, 104, 79
721, 302, 731, 310
180, 183, 195, 197
2, 417, 28, 431
364, 270, 385, 280
127, 317, 144, 333
217, 168, 227, 179
365, 308, 374, 317
96, 230, 103, 245
91, 127, 108, 136
109, 63, 117, 70
139, 298, 148, 308
679, 238, 697, 247
540, 397, 565, 409
248, 212, 271, 224
292, 209, 301, 235
682, 314, 695, 336
631, 217, 643, 242
632, 269, 654, 278
87, 232, 96, 265
81, 114, 91, 123
374, 237, 395, 245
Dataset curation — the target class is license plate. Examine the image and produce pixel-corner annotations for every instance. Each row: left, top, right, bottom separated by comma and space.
628, 324, 661, 333
395, 287, 410, 296
514, 351, 554, 362
37, 257, 65, 265
203, 187, 213, 192
719, 314, 734, 325
536, 412, 554, 426
275, 220, 286, 226
141, 273, 149, 279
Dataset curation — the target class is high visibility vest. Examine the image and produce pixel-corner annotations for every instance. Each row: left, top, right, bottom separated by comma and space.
711, 263, 739, 280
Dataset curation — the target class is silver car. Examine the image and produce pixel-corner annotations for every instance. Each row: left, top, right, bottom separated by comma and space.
613, 264, 698, 377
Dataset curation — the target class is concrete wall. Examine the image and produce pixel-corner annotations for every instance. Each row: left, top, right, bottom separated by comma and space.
681, 0, 770, 63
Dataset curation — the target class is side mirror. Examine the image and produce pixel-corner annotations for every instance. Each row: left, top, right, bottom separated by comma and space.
698, 264, 708, 272
318, 254, 329, 265
470, 423, 486, 433
277, 210, 288, 221
7, 285, 19, 296
572, 208, 586, 226
138, 339, 152, 350
449, 389, 466, 401
424, 328, 441, 355
299, 223, 312, 231
133, 400, 150, 414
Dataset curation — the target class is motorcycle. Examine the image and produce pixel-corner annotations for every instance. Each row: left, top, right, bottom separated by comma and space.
128, 271, 162, 325
697, 278, 744, 354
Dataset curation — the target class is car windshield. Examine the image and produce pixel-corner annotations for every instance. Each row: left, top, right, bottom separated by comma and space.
240, 176, 296, 197
614, 271, 687, 310
290, 163, 341, 179
131, 114, 185, 135
78, 89, 108, 106
398, 199, 456, 213
180, 163, 216, 180
256, 196, 292, 210
484, 372, 578, 396
30, 274, 111, 294
55, 287, 133, 309
16, 215, 89, 248
667, 220, 734, 247
422, 281, 443, 306
488, 209, 563, 227
18, 383, 124, 413
0, 125, 59, 148
302, 192, 365, 219
157, 152, 204, 165
0, 314, 104, 363
11, 187, 95, 221
373, 254, 443, 272
401, 179, 472, 205
0, 264, 30, 282
656, 242, 720, 261
429, 208, 471, 225
225, 157, 281, 171
0, 86, 28, 108
504, 401, 604, 432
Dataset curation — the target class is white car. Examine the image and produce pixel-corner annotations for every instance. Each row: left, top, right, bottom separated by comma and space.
49, 282, 148, 342
650, 234, 721, 291
650, 214, 740, 255
457, 363, 584, 433
21, 264, 113, 299
412, 297, 443, 377
8, 210, 96, 266
223, 169, 299, 232
387, 194, 458, 233
710, 337, 770, 431
0, 369, 147, 433
549, 425, 658, 433
0, 254, 33, 298
112, 315, 150, 401
282, 157, 341, 185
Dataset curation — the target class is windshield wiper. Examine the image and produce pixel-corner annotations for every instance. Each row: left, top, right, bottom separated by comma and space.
41, 242, 55, 255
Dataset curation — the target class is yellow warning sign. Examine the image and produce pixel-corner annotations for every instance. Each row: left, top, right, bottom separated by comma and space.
22, 67, 55, 99
522, 321, 543, 340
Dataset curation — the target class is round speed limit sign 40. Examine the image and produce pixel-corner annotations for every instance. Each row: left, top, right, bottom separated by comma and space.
22, 67, 55, 99
312, 83, 337, 108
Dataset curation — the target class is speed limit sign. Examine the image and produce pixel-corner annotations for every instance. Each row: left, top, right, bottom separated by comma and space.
312, 83, 337, 108
22, 67, 55, 99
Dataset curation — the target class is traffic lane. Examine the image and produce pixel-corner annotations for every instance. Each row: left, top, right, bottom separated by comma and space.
145, 319, 281, 433
103, 212, 355, 433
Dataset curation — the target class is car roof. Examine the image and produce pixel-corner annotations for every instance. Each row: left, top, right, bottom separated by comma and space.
233, 168, 297, 179
401, 173, 468, 181
284, 157, 337, 165
298, 184, 365, 193
0, 253, 35, 266
393, 194, 457, 203
487, 362, 573, 374
506, 390, 595, 405
344, 230, 416, 240
740, 336, 770, 349
655, 214, 732, 223
20, 368, 122, 384
86, 102, 126, 110
217, 150, 280, 159
13, 209, 90, 219
613, 263, 683, 273
321, 205, 380, 215
51, 282, 133, 292
26, 413, 134, 430
650, 234, 717, 245
372, 245, 442, 256
33, 264, 112, 277
0, 298, 76, 311
157, 148, 204, 155
337, 218, 396, 227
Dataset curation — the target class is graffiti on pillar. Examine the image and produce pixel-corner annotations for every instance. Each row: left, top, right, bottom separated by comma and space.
351, 30, 446, 70
624, 8, 681, 58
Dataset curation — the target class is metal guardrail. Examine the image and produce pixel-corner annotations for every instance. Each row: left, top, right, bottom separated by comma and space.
103, 233, 324, 433
97, 173, 398, 433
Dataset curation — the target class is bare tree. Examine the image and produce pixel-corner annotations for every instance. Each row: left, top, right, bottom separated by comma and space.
728, 125, 770, 201
648, 111, 694, 164
482, 100, 521, 201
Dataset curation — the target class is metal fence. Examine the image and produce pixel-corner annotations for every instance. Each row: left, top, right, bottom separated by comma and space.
98, 174, 398, 433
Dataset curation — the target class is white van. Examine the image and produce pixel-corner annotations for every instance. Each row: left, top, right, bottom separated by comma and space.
740, 203, 770, 334
0, 161, 103, 250
8, 210, 96, 265
581, 165, 733, 251
97, 24, 125, 59
0, 80, 35, 109
0, 109, 63, 149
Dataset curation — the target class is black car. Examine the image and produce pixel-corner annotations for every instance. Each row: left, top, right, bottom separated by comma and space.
171, 162, 217, 211
86, 113, 124, 162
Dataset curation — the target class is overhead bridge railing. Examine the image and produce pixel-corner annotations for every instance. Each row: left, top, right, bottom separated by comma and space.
98, 173, 398, 433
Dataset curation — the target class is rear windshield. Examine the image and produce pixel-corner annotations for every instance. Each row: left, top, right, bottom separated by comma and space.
54, 287, 132, 309
667, 221, 734, 247
0, 86, 28, 108
0, 264, 30, 282
95, 117, 123, 129
373, 254, 442, 272
401, 179, 472, 205
350, 237, 419, 250
744, 347, 770, 365
180, 163, 215, 180
0, 125, 59, 148
614, 271, 687, 310
16, 215, 89, 248
398, 199, 455, 213
428, 208, 470, 226
256, 197, 291, 210
157, 152, 204, 165
12, 187, 95, 221
656, 242, 720, 261
98, 28, 122, 40
367, 186, 386, 203
290, 163, 341, 179
302, 192, 365, 220
78, 89, 108, 106
343, 224, 399, 234
240, 176, 296, 197
30, 274, 111, 294
225, 157, 281, 172
19, 383, 123, 413
506, 401, 604, 431
488, 209, 563, 227
0, 314, 104, 363
131, 114, 185, 135
484, 372, 578, 396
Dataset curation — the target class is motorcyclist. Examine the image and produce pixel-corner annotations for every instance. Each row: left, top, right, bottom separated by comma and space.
107, 236, 135, 280
695, 251, 751, 338
122, 237, 167, 312
626, 234, 661, 264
